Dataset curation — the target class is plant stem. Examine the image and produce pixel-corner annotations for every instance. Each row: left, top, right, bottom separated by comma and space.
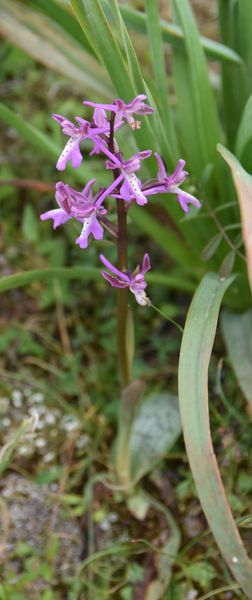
108, 114, 132, 387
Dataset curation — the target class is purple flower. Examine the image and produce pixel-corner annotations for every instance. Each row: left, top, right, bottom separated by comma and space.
84, 94, 154, 129
40, 180, 107, 249
106, 150, 152, 206
52, 113, 111, 171
100, 253, 151, 306
151, 153, 201, 213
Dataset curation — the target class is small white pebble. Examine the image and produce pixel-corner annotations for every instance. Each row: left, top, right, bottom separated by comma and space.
232, 556, 239, 563
108, 512, 118, 523
50, 482, 59, 492
32, 393, 44, 403
45, 413, 56, 425
43, 451, 55, 463
18, 445, 31, 456
11, 390, 23, 404
99, 518, 111, 532
2, 417, 11, 427
35, 437, 46, 449
62, 416, 80, 432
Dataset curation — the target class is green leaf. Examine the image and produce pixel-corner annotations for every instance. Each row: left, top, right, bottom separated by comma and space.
172, 0, 220, 173
222, 309, 252, 407
218, 144, 252, 293
129, 393, 181, 480
178, 272, 252, 598
22, 204, 40, 243
130, 205, 201, 274
114, 4, 242, 65
0, 0, 111, 98
27, 0, 95, 55
145, 0, 178, 158
0, 102, 59, 161
201, 234, 222, 262
0, 266, 195, 295
235, 94, 252, 159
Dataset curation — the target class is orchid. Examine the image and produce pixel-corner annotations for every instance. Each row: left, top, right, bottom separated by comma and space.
100, 253, 151, 306
40, 180, 106, 249
84, 94, 154, 129
151, 153, 201, 213
105, 150, 152, 206
43, 95, 200, 319
52, 112, 112, 171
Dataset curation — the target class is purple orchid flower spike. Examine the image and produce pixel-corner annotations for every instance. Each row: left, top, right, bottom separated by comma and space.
52, 113, 111, 171
84, 94, 154, 129
153, 153, 201, 213
100, 253, 151, 306
40, 180, 107, 249
106, 150, 152, 206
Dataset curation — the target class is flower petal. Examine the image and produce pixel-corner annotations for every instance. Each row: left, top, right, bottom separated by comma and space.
40, 209, 71, 229
99, 254, 129, 281
101, 271, 129, 288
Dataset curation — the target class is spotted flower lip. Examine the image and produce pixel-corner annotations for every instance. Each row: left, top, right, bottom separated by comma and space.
105, 150, 152, 206
52, 113, 112, 171
100, 253, 151, 306
40, 180, 107, 249
84, 94, 154, 129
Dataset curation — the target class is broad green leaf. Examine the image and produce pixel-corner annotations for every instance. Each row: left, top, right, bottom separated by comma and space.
0, 0, 112, 98
112, 4, 242, 65
129, 393, 181, 480
178, 272, 252, 597
235, 95, 252, 159
222, 309, 252, 407
218, 144, 252, 293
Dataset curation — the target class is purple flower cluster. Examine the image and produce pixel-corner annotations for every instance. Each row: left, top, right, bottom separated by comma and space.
41, 95, 200, 306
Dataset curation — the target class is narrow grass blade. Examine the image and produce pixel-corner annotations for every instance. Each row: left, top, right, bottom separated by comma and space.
70, 0, 133, 100
178, 272, 252, 597
0, 267, 195, 295
222, 309, 252, 407
0, 103, 95, 181
109, 4, 242, 65
130, 205, 201, 275
235, 95, 252, 161
27, 0, 95, 54
0, 103, 60, 162
172, 0, 220, 172
144, 0, 178, 157
218, 144, 252, 293
218, 0, 249, 148
0, 0, 111, 98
